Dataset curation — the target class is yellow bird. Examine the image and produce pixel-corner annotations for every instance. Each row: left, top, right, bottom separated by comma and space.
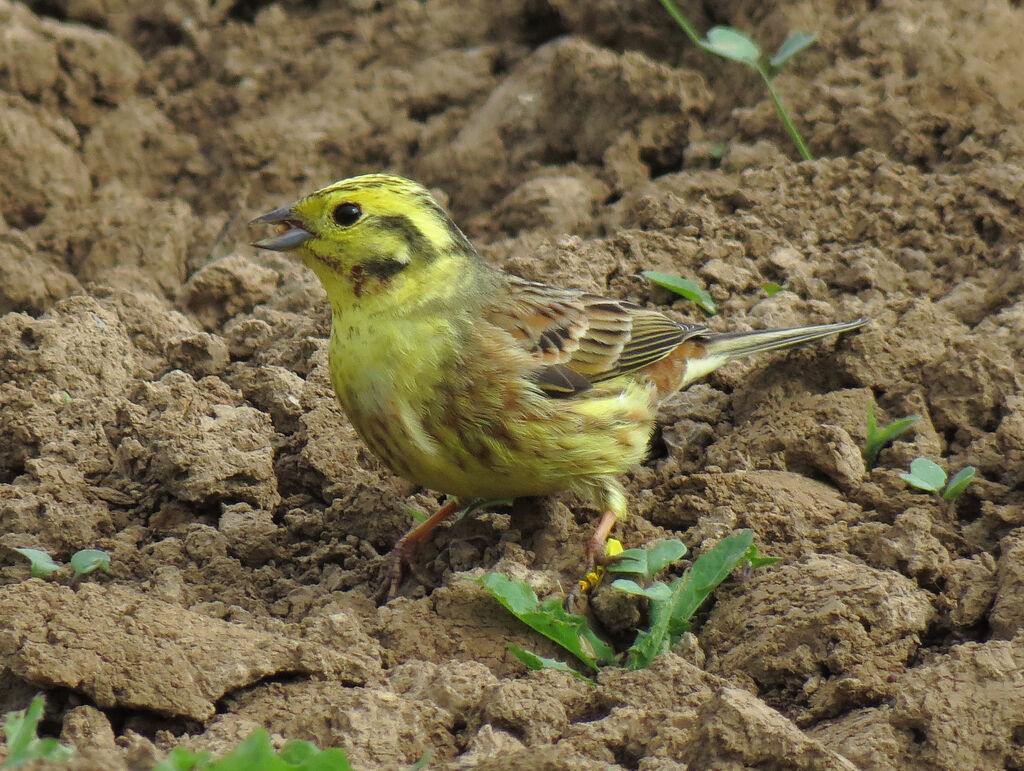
251, 173, 865, 598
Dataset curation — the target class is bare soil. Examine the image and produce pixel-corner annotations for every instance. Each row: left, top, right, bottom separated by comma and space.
1, 0, 1023, 768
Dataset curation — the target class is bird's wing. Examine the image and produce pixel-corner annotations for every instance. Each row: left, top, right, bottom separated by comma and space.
484, 277, 705, 396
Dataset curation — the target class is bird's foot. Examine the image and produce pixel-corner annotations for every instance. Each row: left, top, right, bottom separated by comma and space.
377, 498, 461, 602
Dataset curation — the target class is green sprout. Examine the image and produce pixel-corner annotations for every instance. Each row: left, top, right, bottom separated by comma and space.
657, 0, 817, 160
762, 282, 785, 297
10, 548, 111, 580
2, 697, 74, 769
478, 530, 777, 676
400, 503, 429, 524
69, 550, 111, 576
900, 458, 977, 501
642, 271, 717, 315
477, 573, 615, 676
10, 549, 61, 578
155, 729, 351, 771
610, 530, 778, 669
863, 403, 921, 468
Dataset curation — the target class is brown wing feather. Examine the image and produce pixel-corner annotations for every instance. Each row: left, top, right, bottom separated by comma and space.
485, 276, 706, 396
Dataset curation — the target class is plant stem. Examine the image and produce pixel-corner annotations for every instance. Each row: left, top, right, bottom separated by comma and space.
657, 0, 815, 161
756, 63, 813, 160
657, 0, 702, 46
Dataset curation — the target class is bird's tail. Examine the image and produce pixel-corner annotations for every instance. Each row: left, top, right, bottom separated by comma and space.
680, 318, 867, 387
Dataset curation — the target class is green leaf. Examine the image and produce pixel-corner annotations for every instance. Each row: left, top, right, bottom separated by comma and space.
642, 271, 717, 315
605, 548, 649, 576
2, 696, 74, 768
400, 503, 428, 523
478, 574, 615, 670
205, 729, 275, 770
626, 530, 756, 669
606, 540, 686, 582
153, 746, 211, 771
408, 751, 434, 771
769, 31, 817, 69
702, 26, 760, 64
479, 572, 539, 616
278, 741, 320, 764
507, 644, 594, 683
645, 540, 688, 575
11, 548, 61, 578
154, 732, 350, 771
742, 543, 782, 569
667, 530, 754, 627
762, 282, 785, 296
862, 404, 920, 467
900, 457, 947, 492
278, 740, 351, 770
610, 578, 647, 596
943, 466, 976, 500
407, 753, 432, 769
70, 549, 110, 577
611, 579, 673, 602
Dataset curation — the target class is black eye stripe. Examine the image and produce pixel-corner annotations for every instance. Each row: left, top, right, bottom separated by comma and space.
332, 202, 362, 226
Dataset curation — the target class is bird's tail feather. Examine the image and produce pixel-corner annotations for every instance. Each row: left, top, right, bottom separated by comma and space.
679, 318, 867, 387
700, 318, 868, 360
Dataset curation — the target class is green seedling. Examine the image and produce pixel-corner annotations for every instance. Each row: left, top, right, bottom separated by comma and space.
657, 0, 817, 160
10, 548, 110, 580
863, 403, 921, 468
155, 729, 351, 771
762, 282, 785, 297
69, 549, 110, 576
506, 645, 594, 683
612, 530, 778, 669
1, 696, 74, 768
479, 530, 777, 675
401, 503, 429, 524
409, 751, 433, 771
900, 458, 977, 501
943, 466, 977, 500
477, 573, 615, 674
642, 271, 717, 315
10, 549, 61, 578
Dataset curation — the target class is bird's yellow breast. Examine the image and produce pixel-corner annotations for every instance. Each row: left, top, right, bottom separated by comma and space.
327, 304, 658, 501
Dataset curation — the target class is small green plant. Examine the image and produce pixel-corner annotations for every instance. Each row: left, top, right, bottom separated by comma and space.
642, 271, 717, 315
610, 531, 779, 669
10, 549, 61, 579
657, 0, 817, 160
11, 548, 110, 580
155, 729, 351, 771
863, 403, 921, 468
479, 530, 777, 676
900, 458, 977, 501
478, 573, 615, 675
400, 503, 429, 524
69, 550, 111, 576
762, 282, 785, 297
2, 696, 74, 768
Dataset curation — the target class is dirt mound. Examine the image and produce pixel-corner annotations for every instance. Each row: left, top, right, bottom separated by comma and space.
2, 0, 1023, 767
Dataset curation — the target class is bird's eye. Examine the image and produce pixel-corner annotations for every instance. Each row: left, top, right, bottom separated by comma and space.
332, 202, 362, 226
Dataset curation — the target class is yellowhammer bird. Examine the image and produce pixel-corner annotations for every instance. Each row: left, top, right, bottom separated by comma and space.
251, 173, 866, 598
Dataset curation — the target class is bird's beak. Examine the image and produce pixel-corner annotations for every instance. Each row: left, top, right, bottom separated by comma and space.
249, 204, 314, 252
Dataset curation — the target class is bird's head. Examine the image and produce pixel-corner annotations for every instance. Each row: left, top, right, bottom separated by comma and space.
250, 173, 478, 308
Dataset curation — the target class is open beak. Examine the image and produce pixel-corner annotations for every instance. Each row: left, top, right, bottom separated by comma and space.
249, 205, 314, 252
